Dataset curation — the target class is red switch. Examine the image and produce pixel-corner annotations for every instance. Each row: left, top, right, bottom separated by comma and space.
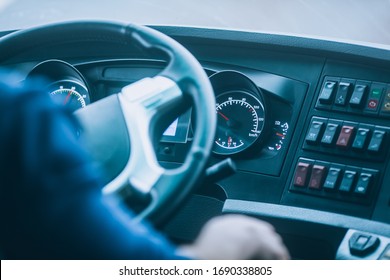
308, 165, 326, 190
293, 162, 311, 187
336, 125, 355, 147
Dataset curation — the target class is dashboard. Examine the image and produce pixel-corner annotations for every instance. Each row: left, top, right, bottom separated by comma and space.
1, 25, 390, 260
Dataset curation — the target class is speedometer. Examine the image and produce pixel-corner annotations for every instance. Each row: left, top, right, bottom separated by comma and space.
27, 60, 91, 112
213, 91, 266, 155
49, 80, 89, 111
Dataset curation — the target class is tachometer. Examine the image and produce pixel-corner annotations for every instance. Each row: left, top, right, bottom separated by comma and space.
213, 90, 266, 155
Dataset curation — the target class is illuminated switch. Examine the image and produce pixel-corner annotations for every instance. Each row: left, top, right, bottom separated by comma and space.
367, 130, 386, 152
339, 170, 356, 192
293, 162, 311, 187
308, 165, 326, 190
364, 84, 384, 113
352, 128, 370, 150
323, 167, 341, 190
336, 125, 355, 148
349, 84, 368, 108
354, 173, 372, 196
334, 82, 352, 106
318, 81, 337, 104
367, 99, 379, 110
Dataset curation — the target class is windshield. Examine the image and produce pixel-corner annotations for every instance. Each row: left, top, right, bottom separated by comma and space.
0, 0, 389, 46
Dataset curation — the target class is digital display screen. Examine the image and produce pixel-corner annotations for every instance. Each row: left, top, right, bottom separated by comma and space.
160, 109, 191, 143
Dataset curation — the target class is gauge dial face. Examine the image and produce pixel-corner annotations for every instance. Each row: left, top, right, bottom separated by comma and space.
49, 80, 89, 111
213, 91, 266, 155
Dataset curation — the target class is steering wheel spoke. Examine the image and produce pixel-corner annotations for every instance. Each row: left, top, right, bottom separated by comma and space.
103, 76, 183, 196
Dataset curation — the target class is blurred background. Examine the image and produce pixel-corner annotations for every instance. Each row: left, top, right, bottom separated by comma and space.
0, 0, 389, 46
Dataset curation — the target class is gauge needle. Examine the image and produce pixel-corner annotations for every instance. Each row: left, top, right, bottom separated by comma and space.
218, 111, 229, 121
63, 89, 73, 105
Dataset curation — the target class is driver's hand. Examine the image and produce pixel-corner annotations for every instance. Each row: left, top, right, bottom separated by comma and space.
178, 214, 290, 260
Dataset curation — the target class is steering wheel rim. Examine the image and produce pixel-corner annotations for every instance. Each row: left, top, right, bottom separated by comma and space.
0, 21, 217, 225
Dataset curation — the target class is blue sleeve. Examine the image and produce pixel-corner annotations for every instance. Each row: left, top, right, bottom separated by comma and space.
0, 74, 185, 259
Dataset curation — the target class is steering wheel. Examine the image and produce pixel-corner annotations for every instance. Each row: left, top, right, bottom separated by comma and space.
0, 21, 217, 225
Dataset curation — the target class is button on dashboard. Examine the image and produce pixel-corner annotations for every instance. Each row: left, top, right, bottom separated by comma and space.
305, 119, 324, 144
364, 84, 385, 114
308, 165, 327, 190
321, 122, 340, 145
293, 162, 312, 187
354, 173, 372, 195
336, 125, 355, 148
339, 170, 357, 192
349, 84, 368, 108
352, 127, 370, 150
323, 167, 341, 190
334, 82, 352, 106
318, 81, 337, 104
367, 130, 386, 152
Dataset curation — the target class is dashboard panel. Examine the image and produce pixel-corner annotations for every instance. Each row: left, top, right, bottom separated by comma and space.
1, 25, 390, 260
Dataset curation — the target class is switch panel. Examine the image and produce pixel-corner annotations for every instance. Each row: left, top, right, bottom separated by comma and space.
290, 158, 379, 204
303, 117, 390, 161
316, 76, 390, 119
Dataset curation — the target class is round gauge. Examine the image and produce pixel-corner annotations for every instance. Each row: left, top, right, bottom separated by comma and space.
213, 90, 266, 155
27, 60, 91, 112
49, 80, 90, 111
